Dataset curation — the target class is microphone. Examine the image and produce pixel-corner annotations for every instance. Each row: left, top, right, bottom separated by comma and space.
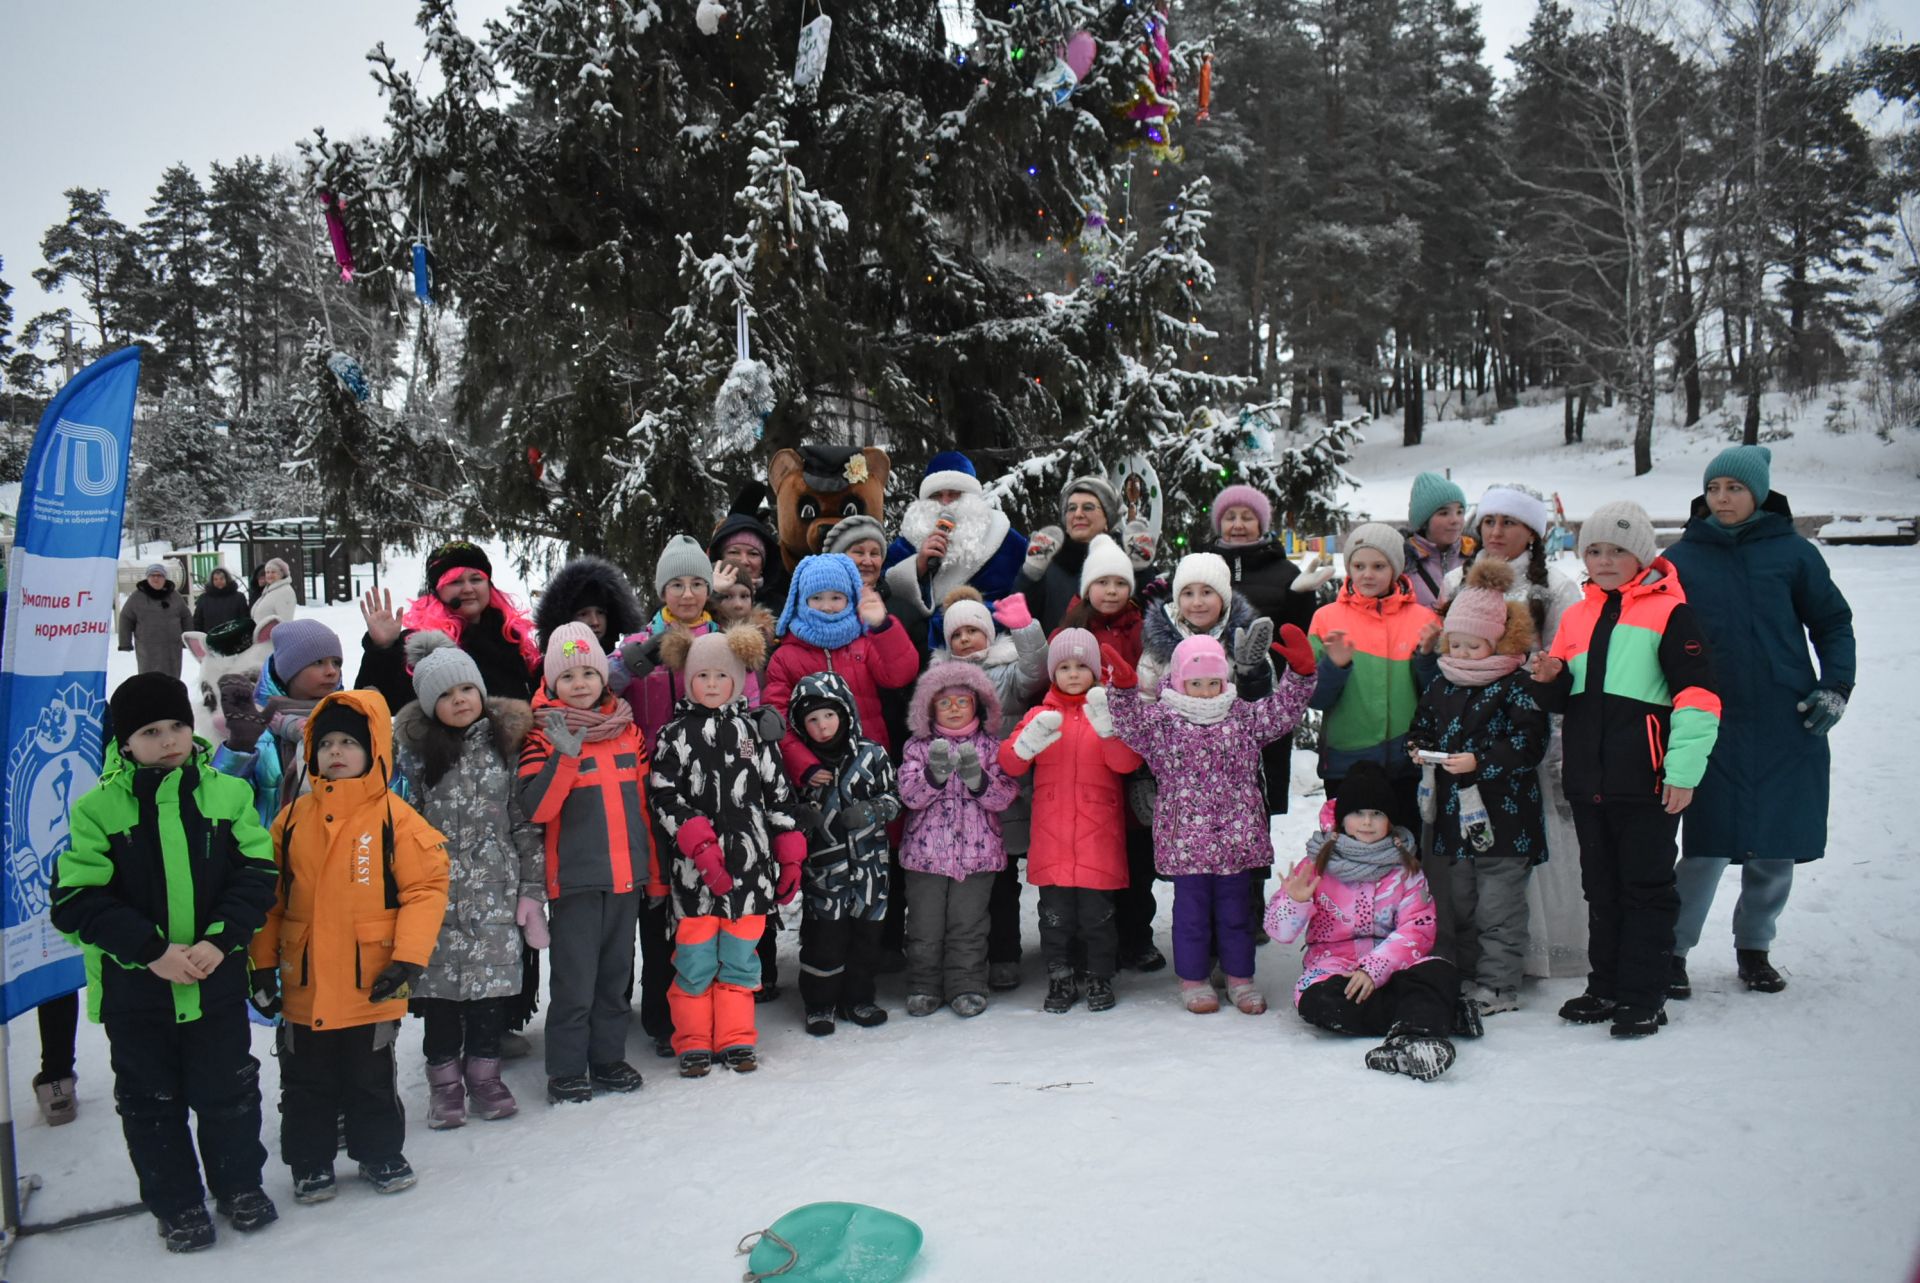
925, 509, 956, 578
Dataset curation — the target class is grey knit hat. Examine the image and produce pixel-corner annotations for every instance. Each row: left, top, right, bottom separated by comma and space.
1060, 475, 1121, 531
1342, 522, 1407, 578
1580, 501, 1657, 568
654, 534, 714, 595
408, 630, 486, 713
824, 515, 887, 556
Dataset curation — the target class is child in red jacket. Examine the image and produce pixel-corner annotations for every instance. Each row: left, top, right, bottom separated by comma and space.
998, 628, 1143, 1014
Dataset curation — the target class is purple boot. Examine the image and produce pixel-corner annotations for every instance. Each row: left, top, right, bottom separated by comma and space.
426, 1058, 466, 1129
465, 1057, 518, 1120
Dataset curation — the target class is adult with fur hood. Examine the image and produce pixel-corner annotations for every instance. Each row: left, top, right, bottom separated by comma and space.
882, 451, 1029, 642
533, 556, 645, 659
391, 632, 547, 1125
358, 541, 542, 714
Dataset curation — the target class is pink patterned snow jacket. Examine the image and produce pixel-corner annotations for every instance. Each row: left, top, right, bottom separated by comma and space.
1263, 833, 1438, 1004
1107, 669, 1315, 876
898, 662, 1019, 879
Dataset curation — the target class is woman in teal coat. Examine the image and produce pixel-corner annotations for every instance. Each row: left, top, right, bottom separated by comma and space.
1662, 447, 1855, 996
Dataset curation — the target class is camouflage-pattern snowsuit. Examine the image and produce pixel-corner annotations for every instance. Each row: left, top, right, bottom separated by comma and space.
788, 673, 900, 922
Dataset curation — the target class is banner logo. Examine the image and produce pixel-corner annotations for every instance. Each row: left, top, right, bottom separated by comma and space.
4, 684, 104, 922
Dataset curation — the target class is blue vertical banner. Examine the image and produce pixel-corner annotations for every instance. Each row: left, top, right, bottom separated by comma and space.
0, 347, 141, 1020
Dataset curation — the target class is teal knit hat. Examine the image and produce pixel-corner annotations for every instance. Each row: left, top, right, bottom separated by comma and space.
1408, 472, 1467, 533
1703, 445, 1771, 505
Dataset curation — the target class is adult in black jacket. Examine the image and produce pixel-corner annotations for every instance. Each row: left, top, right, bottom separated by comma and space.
357, 540, 542, 714
191, 567, 251, 634
1017, 475, 1157, 634
533, 555, 645, 654
709, 507, 790, 613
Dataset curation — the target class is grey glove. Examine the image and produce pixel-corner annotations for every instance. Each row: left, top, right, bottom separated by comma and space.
1232, 617, 1274, 675
619, 632, 666, 681
752, 706, 785, 744
835, 799, 882, 834
925, 739, 956, 787
1797, 689, 1846, 736
1127, 773, 1159, 826
956, 742, 985, 792
543, 709, 586, 758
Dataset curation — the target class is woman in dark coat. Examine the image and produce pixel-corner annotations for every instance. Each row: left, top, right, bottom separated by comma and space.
357, 541, 542, 712
191, 567, 252, 633
1663, 447, 1855, 997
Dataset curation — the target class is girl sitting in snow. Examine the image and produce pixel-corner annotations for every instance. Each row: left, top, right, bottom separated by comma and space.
1105, 631, 1318, 1015
1265, 762, 1458, 1081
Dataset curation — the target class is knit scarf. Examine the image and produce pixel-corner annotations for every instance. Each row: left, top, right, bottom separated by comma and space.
1161, 685, 1237, 726
785, 601, 864, 650
1437, 653, 1525, 688
935, 717, 981, 739
549, 697, 635, 744
1318, 830, 1412, 885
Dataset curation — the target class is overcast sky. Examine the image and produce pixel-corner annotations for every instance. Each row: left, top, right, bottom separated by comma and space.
1, 0, 1898, 335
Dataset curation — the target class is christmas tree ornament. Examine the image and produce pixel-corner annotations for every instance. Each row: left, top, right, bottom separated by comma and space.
1064, 30, 1098, 79
320, 192, 355, 283
695, 0, 727, 34
711, 299, 774, 454
794, 11, 833, 87
1034, 57, 1077, 104
1197, 52, 1213, 120
326, 351, 370, 402
412, 241, 432, 304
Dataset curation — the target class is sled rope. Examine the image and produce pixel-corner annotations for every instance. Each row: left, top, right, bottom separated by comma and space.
737, 1227, 799, 1280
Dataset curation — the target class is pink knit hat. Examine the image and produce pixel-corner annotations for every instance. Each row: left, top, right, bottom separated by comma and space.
544, 622, 609, 689
1443, 559, 1522, 645
1170, 635, 1230, 686
1047, 627, 1101, 679
1210, 484, 1273, 534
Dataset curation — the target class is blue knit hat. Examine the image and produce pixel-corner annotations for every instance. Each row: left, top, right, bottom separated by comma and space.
1703, 445, 1771, 505
1408, 472, 1467, 533
777, 553, 866, 649
920, 451, 983, 500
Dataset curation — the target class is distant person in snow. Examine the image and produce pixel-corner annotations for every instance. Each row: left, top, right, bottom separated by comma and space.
119, 562, 192, 679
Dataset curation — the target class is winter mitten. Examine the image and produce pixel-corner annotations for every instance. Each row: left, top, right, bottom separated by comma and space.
515, 896, 550, 950
1232, 617, 1275, 676
751, 706, 785, 744
619, 632, 666, 682
774, 831, 806, 905
219, 675, 268, 752
1458, 784, 1493, 853
836, 799, 882, 834
956, 742, 985, 791
1416, 762, 1438, 825
1123, 519, 1156, 568
1011, 709, 1065, 760
691, 845, 735, 897
992, 592, 1033, 631
924, 739, 956, 787
248, 968, 281, 1021
542, 710, 587, 758
1127, 773, 1159, 825
1023, 526, 1063, 574
1084, 686, 1116, 739
1291, 555, 1335, 594
367, 961, 423, 1004
1797, 688, 1846, 736
1099, 644, 1137, 690
1273, 623, 1317, 677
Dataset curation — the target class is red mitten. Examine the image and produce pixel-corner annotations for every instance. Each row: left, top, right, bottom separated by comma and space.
692, 847, 734, 897
674, 817, 719, 860
1273, 624, 1316, 677
773, 830, 807, 905
1100, 644, 1137, 690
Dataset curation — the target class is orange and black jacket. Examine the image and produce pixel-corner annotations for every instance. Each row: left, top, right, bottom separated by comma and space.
517, 690, 660, 900
1534, 558, 1721, 803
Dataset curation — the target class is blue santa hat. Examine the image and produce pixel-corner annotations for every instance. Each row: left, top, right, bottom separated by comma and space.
920, 450, 984, 501
776, 553, 867, 649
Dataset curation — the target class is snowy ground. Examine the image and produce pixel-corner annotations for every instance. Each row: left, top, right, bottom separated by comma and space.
12, 471, 1920, 1281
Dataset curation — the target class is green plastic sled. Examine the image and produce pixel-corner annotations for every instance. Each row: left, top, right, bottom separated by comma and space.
739, 1202, 923, 1283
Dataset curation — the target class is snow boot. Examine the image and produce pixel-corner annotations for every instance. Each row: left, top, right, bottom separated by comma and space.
837, 1002, 888, 1028
988, 961, 1022, 992
1668, 955, 1693, 1000
591, 1060, 644, 1094
1226, 979, 1267, 1015
425, 1057, 466, 1129
1043, 968, 1078, 1014
723, 1046, 759, 1073
465, 1057, 517, 1119
651, 1033, 676, 1059
154, 1204, 216, 1253
1181, 981, 1221, 1014
1737, 949, 1786, 993
291, 1169, 336, 1205
1558, 992, 1617, 1024
806, 1010, 837, 1036
1452, 996, 1485, 1040
214, 1188, 278, 1233
33, 1074, 77, 1126
546, 1074, 592, 1105
1609, 1006, 1668, 1038
1084, 976, 1117, 1012
1364, 1027, 1456, 1082
905, 993, 942, 1017
678, 1050, 712, 1079
950, 992, 988, 1018
753, 982, 781, 1005
357, 1155, 417, 1195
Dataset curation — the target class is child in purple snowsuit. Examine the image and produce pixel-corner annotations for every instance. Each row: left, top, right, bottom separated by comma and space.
898, 661, 1019, 1018
1105, 628, 1316, 1015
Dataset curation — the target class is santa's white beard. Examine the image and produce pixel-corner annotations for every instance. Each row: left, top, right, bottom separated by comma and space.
899, 491, 1009, 586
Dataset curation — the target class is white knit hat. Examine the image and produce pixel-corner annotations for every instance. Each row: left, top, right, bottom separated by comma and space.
1343, 522, 1407, 578
1474, 486, 1551, 539
1580, 500, 1657, 567
1171, 552, 1231, 605
1078, 533, 1135, 594
941, 589, 995, 648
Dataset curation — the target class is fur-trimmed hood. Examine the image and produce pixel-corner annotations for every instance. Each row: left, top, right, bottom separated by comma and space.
393, 696, 534, 789
906, 660, 1002, 738
1141, 590, 1260, 665
788, 670, 865, 743
535, 556, 645, 653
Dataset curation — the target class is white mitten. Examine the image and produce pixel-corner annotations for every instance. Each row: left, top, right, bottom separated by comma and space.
1084, 686, 1116, 739
1012, 709, 1065, 760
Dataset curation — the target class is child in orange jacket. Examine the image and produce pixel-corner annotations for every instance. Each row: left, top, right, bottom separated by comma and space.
249, 689, 448, 1204
997, 628, 1143, 1014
